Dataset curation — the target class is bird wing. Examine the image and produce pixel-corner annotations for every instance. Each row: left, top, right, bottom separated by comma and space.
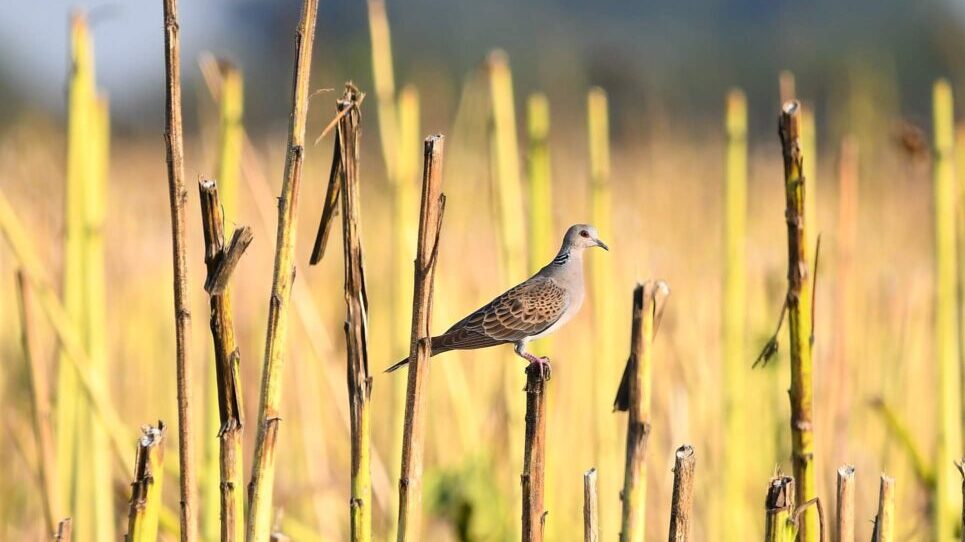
433, 276, 570, 352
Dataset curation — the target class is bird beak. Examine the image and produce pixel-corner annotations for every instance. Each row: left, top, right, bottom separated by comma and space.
594, 238, 609, 251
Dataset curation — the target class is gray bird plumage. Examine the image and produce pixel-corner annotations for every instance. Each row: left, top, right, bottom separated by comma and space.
386, 224, 608, 374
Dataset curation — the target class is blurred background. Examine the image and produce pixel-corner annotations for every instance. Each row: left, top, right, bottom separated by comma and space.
2, 0, 965, 540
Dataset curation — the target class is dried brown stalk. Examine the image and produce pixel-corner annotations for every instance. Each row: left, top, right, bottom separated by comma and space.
246, 0, 319, 540
332, 84, 374, 542
584, 468, 599, 542
396, 135, 446, 541
199, 179, 250, 542
835, 465, 855, 542
618, 281, 670, 542
161, 0, 197, 539
126, 423, 166, 542
522, 364, 549, 542
871, 475, 895, 542
668, 445, 696, 542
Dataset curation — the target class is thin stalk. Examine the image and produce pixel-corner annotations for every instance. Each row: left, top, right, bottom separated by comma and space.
55, 518, 73, 542
932, 79, 962, 542
126, 423, 166, 542
86, 90, 113, 542
777, 100, 819, 541
487, 50, 526, 282
722, 88, 749, 541
367, 0, 399, 182
199, 180, 251, 542
871, 475, 895, 542
391, 85, 421, 540
830, 136, 858, 465
332, 85, 373, 542
668, 445, 696, 542
396, 135, 446, 542
246, 0, 319, 539
216, 61, 244, 222
57, 12, 94, 517
526, 92, 553, 275
587, 86, 615, 457
522, 365, 549, 542
161, 1, 197, 539
15, 271, 58, 532
584, 468, 599, 542
765, 476, 797, 542
619, 281, 671, 542
835, 466, 855, 542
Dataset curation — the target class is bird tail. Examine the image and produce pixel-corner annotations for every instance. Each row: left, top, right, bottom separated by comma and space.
384, 338, 450, 373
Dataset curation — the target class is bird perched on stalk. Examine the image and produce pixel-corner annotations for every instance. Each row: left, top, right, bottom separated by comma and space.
385, 224, 609, 378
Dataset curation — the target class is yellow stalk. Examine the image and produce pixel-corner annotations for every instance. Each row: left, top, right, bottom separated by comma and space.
487, 50, 527, 281
57, 14, 94, 523
932, 79, 962, 542
126, 424, 166, 542
86, 91, 113, 542
526, 93, 553, 275
486, 51, 526, 525
587, 88, 616, 529
217, 63, 244, 222
246, 1, 319, 539
777, 101, 818, 542
367, 0, 399, 180
722, 88, 749, 540
391, 84, 420, 540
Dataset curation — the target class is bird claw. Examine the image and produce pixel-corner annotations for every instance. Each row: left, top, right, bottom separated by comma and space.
527, 356, 552, 381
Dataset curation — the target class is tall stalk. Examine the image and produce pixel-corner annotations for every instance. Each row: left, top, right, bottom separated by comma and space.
396, 135, 446, 542
618, 281, 670, 542
777, 101, 819, 542
526, 93, 553, 275
487, 50, 526, 282
245, 1, 319, 539
87, 90, 113, 542
126, 424, 166, 542
932, 79, 963, 542
587, 87, 616, 529
57, 14, 94, 528
161, 1, 198, 539
199, 180, 251, 542
217, 62, 244, 222
722, 88, 749, 540
390, 85, 421, 538
332, 86, 373, 542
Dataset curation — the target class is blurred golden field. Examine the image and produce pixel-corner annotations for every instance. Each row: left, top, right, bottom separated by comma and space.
1, 2, 964, 542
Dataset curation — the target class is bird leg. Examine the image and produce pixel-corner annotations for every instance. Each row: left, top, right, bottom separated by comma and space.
516, 345, 552, 381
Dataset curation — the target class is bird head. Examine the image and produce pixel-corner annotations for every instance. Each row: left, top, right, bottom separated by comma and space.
563, 224, 608, 252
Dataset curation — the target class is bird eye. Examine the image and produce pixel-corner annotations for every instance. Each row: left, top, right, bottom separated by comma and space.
579, 230, 589, 238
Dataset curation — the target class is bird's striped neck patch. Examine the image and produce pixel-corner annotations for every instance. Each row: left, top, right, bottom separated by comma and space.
551, 250, 570, 265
